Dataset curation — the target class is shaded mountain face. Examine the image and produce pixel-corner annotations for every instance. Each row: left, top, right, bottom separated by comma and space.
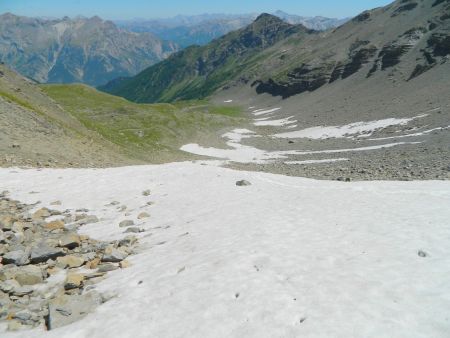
0, 14, 178, 86
100, 14, 312, 103
250, 0, 450, 98
116, 12, 346, 48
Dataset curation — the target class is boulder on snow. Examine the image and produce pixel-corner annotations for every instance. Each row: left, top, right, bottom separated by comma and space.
236, 180, 252, 186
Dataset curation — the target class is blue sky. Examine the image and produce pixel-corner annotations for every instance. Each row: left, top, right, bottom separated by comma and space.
0, 0, 392, 19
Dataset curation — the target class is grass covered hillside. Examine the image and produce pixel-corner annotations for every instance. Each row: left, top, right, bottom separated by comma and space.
41, 84, 244, 162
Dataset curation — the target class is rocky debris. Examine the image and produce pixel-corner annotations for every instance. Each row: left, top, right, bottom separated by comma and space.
142, 189, 151, 196
0, 196, 140, 331
236, 180, 252, 186
119, 220, 135, 227
137, 212, 150, 219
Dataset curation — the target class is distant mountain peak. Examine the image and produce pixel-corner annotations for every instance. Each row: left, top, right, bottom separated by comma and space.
254, 13, 284, 24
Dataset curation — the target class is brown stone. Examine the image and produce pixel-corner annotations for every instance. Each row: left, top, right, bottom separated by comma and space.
44, 220, 65, 231
64, 273, 85, 290
56, 255, 85, 269
119, 260, 131, 269
33, 208, 51, 219
86, 258, 101, 270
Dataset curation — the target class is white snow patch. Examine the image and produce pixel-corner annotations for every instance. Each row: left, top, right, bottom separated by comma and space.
273, 115, 428, 139
1, 163, 450, 338
254, 116, 297, 127
223, 100, 233, 103
253, 107, 281, 116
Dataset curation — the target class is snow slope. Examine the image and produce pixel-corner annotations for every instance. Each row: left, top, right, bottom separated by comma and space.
1, 162, 450, 338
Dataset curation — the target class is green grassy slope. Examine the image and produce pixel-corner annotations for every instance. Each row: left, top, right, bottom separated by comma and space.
41, 84, 245, 162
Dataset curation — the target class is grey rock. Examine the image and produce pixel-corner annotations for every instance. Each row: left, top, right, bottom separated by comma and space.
236, 180, 251, 186
97, 263, 119, 273
47, 292, 103, 330
418, 250, 428, 258
102, 247, 128, 263
2, 249, 30, 266
58, 233, 81, 249
0, 279, 21, 293
119, 235, 138, 247
124, 227, 143, 234
13, 309, 33, 322
12, 285, 34, 297
75, 215, 99, 225
15, 265, 44, 285
119, 220, 135, 228
30, 242, 65, 263
142, 189, 151, 196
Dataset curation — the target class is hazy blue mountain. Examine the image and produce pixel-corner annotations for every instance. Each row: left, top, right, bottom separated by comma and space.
115, 12, 347, 48
0, 13, 179, 86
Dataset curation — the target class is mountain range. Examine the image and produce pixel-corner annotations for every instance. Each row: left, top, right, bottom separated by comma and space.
116, 12, 348, 47
102, 0, 450, 104
0, 13, 178, 86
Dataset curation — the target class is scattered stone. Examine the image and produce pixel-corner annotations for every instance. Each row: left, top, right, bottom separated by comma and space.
30, 242, 65, 264
85, 258, 101, 270
0, 196, 141, 331
47, 292, 103, 330
142, 190, 151, 196
56, 255, 85, 269
124, 227, 143, 234
32, 208, 51, 219
44, 220, 65, 231
97, 263, 119, 273
74, 215, 99, 225
418, 250, 428, 257
119, 260, 131, 269
64, 273, 85, 290
50, 201, 62, 206
12, 285, 34, 297
58, 233, 81, 249
119, 220, 134, 228
236, 180, 251, 186
102, 247, 128, 263
15, 265, 44, 286
137, 212, 150, 219
2, 250, 30, 266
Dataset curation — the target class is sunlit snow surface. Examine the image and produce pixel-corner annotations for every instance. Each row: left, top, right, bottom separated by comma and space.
1, 162, 450, 338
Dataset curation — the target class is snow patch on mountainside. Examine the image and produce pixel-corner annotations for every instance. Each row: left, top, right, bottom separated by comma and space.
273, 115, 428, 139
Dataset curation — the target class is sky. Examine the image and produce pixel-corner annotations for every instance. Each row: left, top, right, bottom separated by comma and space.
0, 0, 392, 20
